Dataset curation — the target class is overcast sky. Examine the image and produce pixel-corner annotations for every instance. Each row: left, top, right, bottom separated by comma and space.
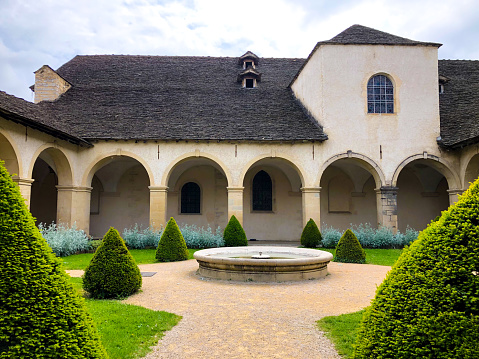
1, 0, 478, 101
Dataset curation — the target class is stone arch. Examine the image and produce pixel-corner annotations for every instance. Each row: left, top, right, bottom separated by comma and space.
162, 152, 232, 187
240, 153, 306, 188
29, 144, 73, 185
462, 151, 479, 188
394, 154, 456, 232
392, 154, 460, 189
318, 152, 385, 188
319, 152, 380, 231
83, 151, 154, 187
0, 129, 21, 176
164, 152, 230, 231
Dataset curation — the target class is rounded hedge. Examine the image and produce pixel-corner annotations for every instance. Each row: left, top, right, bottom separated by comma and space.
300, 218, 322, 248
83, 227, 142, 299
334, 229, 366, 263
223, 215, 248, 247
156, 217, 188, 262
353, 180, 479, 358
0, 161, 107, 358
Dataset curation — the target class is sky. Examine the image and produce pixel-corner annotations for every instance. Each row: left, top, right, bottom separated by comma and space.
1, 0, 478, 102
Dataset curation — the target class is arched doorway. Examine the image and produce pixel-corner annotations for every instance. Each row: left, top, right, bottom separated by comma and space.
396, 159, 450, 231
30, 148, 72, 226
242, 158, 303, 241
0, 132, 20, 176
88, 156, 150, 238
166, 157, 228, 230
320, 158, 379, 231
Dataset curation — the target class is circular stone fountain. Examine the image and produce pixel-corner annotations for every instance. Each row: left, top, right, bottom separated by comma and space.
194, 246, 333, 282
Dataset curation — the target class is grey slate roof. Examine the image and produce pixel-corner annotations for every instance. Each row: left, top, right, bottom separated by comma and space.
47, 55, 327, 142
323, 24, 441, 47
0, 91, 91, 146
438, 60, 479, 148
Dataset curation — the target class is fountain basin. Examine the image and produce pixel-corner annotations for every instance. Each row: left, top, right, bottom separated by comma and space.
194, 246, 333, 282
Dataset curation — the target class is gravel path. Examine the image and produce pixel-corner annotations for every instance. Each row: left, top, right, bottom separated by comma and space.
113, 260, 391, 359
67, 260, 389, 358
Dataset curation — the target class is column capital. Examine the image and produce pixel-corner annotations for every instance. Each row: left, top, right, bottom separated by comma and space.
447, 189, 464, 195
375, 186, 399, 194
300, 186, 321, 193
148, 186, 169, 192
226, 187, 245, 192
12, 177, 34, 186
56, 185, 93, 193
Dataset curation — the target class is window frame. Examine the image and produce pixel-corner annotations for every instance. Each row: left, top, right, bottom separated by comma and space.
180, 181, 201, 214
251, 170, 273, 212
367, 74, 395, 114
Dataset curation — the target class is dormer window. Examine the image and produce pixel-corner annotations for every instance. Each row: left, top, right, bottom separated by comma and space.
245, 78, 254, 88
439, 84, 445, 94
244, 61, 254, 69
438, 75, 450, 95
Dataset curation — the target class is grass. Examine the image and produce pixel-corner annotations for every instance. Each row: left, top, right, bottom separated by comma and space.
317, 310, 364, 358
62, 248, 200, 270
320, 248, 402, 266
70, 277, 181, 359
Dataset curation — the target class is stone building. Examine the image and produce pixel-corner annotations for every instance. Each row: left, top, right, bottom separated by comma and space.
1, 24, 478, 241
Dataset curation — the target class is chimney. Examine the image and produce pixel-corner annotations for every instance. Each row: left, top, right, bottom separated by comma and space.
32, 65, 71, 103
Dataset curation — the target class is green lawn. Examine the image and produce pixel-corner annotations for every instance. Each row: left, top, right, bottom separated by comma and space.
70, 277, 181, 359
62, 248, 200, 270
320, 248, 402, 266
317, 310, 364, 358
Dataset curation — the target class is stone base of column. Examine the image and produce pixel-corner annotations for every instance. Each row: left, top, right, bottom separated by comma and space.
227, 187, 244, 225
376, 186, 398, 233
149, 186, 168, 230
301, 187, 321, 228
12, 177, 34, 208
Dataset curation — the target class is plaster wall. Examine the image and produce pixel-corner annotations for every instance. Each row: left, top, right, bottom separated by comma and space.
243, 166, 302, 241
292, 44, 447, 183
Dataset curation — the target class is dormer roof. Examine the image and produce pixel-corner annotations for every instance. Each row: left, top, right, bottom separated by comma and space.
237, 67, 262, 83
238, 51, 259, 65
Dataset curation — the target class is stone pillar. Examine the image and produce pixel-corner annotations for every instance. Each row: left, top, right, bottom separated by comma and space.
227, 187, 244, 225
12, 177, 34, 208
149, 186, 168, 230
447, 189, 464, 206
376, 186, 398, 232
301, 187, 321, 228
56, 185, 92, 233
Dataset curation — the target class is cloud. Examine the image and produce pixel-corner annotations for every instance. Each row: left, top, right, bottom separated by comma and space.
0, 0, 478, 100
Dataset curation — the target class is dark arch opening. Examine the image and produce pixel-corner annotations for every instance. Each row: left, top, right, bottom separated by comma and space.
252, 170, 272, 211
181, 182, 201, 214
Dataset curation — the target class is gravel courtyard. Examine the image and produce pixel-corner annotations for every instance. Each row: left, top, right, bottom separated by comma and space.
119, 260, 390, 358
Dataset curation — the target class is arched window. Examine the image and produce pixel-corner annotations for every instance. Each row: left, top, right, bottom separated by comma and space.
367, 74, 394, 114
181, 182, 200, 214
252, 170, 272, 211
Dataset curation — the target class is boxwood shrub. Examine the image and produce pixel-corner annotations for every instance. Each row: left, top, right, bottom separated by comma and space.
155, 217, 189, 262
223, 215, 248, 247
334, 229, 366, 264
83, 227, 142, 299
0, 161, 107, 358
301, 218, 322, 248
353, 180, 479, 358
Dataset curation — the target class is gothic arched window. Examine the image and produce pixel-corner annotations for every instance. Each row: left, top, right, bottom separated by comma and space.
181, 182, 200, 214
367, 74, 394, 114
252, 170, 272, 211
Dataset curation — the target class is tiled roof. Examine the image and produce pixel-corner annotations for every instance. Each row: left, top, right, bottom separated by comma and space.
438, 60, 479, 148
48, 55, 327, 142
0, 91, 91, 146
323, 25, 441, 47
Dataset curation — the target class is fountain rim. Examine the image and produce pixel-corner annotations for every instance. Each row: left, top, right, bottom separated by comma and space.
194, 246, 333, 266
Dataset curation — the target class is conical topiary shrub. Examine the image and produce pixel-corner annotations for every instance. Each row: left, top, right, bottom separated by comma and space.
300, 218, 322, 248
83, 227, 142, 299
156, 217, 189, 262
353, 180, 479, 359
334, 229, 366, 263
0, 161, 107, 358
223, 215, 248, 247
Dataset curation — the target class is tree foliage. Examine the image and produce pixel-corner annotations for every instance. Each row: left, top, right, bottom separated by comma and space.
155, 217, 189, 262
353, 180, 479, 358
223, 215, 248, 247
0, 161, 107, 358
83, 227, 142, 299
